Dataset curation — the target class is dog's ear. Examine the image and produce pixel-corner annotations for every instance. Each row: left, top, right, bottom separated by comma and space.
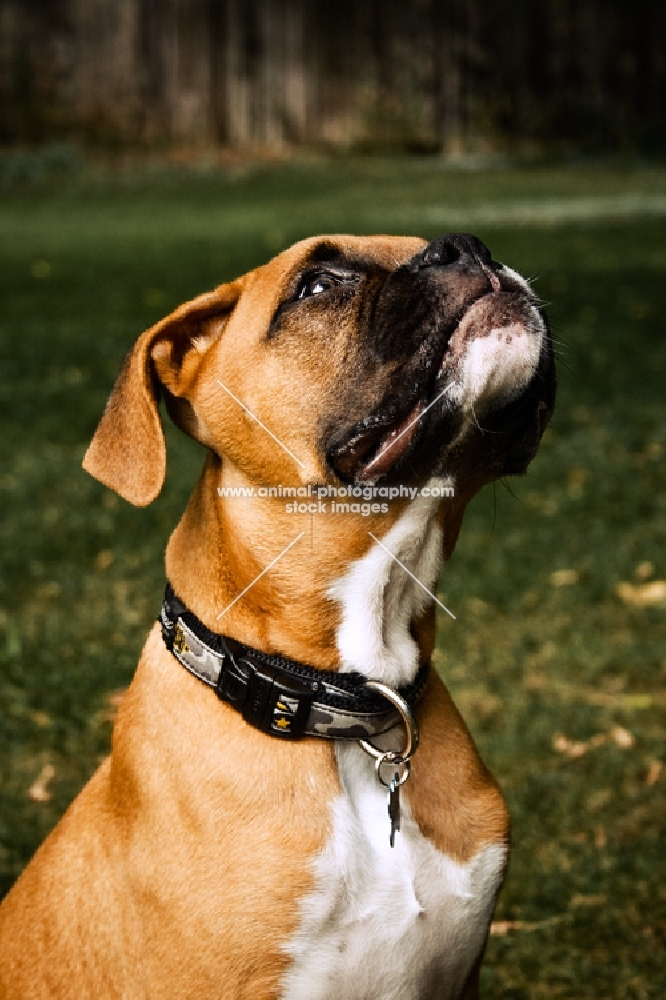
83, 280, 242, 506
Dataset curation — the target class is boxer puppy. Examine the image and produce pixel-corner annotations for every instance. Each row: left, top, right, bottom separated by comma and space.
0, 233, 554, 999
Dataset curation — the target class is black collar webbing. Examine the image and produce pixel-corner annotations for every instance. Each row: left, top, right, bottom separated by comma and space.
160, 583, 429, 741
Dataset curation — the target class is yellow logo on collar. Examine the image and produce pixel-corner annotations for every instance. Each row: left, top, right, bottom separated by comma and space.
274, 717, 291, 731
173, 623, 191, 656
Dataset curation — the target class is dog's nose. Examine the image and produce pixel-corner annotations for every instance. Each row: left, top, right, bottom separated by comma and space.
407, 232, 501, 290
409, 233, 493, 269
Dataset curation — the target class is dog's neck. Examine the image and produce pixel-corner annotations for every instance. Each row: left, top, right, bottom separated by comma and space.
166, 453, 465, 683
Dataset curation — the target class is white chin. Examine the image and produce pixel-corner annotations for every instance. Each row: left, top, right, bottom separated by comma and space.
441, 295, 544, 414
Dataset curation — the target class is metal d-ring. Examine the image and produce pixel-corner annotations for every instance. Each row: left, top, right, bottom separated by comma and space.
358, 679, 419, 765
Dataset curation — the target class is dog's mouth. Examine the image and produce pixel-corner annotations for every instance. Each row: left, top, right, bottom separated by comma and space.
329, 398, 426, 482
327, 287, 553, 485
327, 323, 458, 484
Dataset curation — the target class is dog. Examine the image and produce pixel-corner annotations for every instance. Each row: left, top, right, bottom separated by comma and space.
0, 233, 554, 999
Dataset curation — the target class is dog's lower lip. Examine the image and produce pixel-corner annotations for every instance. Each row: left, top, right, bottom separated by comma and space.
330, 397, 426, 482
357, 400, 425, 481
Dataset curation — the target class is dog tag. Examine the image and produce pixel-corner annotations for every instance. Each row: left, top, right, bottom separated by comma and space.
388, 772, 401, 847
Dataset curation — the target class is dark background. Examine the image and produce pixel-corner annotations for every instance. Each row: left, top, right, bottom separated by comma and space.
1, 0, 665, 154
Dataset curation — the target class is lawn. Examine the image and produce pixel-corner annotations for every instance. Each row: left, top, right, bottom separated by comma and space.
1, 156, 664, 998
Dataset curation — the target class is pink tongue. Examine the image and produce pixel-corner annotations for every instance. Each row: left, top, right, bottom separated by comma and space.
358, 400, 425, 481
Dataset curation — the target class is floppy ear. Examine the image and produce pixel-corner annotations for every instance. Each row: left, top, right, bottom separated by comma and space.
83, 280, 242, 506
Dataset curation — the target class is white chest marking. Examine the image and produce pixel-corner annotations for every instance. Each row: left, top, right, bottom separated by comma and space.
327, 485, 447, 687
282, 504, 505, 998
280, 745, 506, 1000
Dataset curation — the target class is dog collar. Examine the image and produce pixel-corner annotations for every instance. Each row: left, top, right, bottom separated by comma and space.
160, 583, 429, 741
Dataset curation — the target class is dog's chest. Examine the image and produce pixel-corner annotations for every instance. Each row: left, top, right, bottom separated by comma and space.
279, 745, 505, 1000
280, 494, 504, 997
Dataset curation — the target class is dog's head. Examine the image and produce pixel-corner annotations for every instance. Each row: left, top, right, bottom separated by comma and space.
84, 234, 554, 506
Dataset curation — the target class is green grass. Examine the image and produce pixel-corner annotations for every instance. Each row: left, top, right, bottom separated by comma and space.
1, 158, 665, 997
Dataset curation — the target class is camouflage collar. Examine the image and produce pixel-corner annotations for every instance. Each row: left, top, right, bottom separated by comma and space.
160, 583, 429, 742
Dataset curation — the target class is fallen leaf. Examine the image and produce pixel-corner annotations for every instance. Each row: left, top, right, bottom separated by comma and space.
646, 760, 662, 786
553, 734, 589, 758
27, 764, 55, 803
634, 561, 654, 581
610, 725, 634, 749
490, 914, 566, 935
616, 580, 666, 607
554, 729, 632, 759
550, 569, 580, 587
490, 920, 524, 936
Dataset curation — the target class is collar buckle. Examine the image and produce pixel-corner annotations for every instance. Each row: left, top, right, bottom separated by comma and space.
216, 642, 319, 739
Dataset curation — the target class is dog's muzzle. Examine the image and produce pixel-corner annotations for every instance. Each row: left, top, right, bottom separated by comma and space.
327, 232, 555, 485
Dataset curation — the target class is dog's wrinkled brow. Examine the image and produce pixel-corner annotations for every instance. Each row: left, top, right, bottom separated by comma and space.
301, 241, 382, 276
267, 244, 388, 336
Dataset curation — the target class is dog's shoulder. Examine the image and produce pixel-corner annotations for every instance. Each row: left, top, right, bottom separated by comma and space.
408, 669, 510, 861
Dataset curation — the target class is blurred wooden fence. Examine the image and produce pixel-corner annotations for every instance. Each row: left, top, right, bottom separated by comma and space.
0, 0, 664, 150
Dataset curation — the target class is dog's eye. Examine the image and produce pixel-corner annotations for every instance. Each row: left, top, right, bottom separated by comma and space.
298, 273, 339, 299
